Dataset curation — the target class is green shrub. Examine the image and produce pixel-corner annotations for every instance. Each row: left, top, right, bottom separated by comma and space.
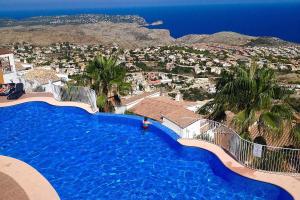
97, 95, 107, 112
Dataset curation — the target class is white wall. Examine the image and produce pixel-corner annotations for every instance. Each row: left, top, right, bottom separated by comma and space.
160, 79, 172, 84
43, 81, 63, 92
162, 118, 183, 137
115, 106, 127, 114
4, 73, 20, 83
184, 120, 201, 138
8, 54, 16, 73
162, 117, 201, 138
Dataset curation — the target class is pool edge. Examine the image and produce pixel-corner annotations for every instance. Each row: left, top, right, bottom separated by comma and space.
0, 156, 60, 200
0, 96, 97, 114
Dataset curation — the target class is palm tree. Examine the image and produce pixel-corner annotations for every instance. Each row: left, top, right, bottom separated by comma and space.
293, 124, 300, 144
85, 55, 130, 96
199, 61, 298, 142
71, 55, 131, 111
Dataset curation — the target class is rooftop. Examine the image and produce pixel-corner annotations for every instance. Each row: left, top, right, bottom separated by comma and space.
130, 96, 201, 128
24, 68, 60, 85
0, 49, 11, 55
121, 91, 159, 105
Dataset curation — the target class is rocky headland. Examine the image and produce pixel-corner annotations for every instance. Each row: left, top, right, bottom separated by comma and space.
0, 14, 297, 48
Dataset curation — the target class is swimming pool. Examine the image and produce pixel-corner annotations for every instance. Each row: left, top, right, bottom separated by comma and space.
0, 102, 293, 200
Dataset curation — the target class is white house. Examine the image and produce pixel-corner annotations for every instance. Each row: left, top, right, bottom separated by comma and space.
162, 112, 201, 138
129, 96, 202, 137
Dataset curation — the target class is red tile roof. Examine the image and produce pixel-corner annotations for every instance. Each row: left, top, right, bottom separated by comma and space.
0, 49, 11, 55
163, 109, 201, 128
121, 91, 159, 105
130, 96, 202, 128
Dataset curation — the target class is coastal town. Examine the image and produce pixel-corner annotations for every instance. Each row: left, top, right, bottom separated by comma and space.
0, 14, 147, 27
0, 42, 299, 97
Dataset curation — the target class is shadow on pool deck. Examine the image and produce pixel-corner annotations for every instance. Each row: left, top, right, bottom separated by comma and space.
0, 172, 29, 200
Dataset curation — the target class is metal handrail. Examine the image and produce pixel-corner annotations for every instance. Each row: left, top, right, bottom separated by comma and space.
182, 119, 300, 175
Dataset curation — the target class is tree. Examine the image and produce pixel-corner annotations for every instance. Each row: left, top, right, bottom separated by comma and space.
293, 124, 300, 145
85, 55, 130, 96
199, 62, 298, 142
71, 55, 131, 112
97, 95, 107, 112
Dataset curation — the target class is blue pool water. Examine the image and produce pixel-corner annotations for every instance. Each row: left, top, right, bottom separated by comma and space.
0, 102, 293, 200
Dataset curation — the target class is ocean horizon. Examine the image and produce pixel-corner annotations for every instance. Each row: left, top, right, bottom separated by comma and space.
1, 3, 300, 43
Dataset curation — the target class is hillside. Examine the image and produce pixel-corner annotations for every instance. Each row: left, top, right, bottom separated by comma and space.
0, 22, 175, 48
176, 32, 255, 46
246, 36, 295, 47
177, 31, 297, 47
0, 14, 297, 48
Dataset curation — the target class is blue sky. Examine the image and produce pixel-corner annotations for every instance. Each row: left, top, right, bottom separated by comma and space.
1, 0, 299, 11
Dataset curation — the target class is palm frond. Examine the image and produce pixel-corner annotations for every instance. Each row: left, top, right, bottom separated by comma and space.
233, 109, 255, 132
96, 95, 107, 112
257, 92, 272, 109
259, 112, 282, 136
292, 124, 300, 142
270, 104, 294, 121
197, 100, 216, 115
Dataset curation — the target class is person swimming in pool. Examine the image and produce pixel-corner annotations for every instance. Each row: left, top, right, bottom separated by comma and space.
142, 117, 151, 129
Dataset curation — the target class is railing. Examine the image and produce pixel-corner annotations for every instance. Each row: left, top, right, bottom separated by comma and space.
182, 119, 300, 175
51, 84, 98, 112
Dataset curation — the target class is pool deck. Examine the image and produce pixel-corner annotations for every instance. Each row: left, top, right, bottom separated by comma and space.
0, 93, 300, 200
0, 156, 59, 200
0, 171, 29, 200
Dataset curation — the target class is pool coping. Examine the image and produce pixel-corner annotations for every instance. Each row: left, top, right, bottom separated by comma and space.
0, 95, 299, 200
0, 156, 60, 200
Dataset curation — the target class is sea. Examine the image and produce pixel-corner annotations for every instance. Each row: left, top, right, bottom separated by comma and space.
0, 3, 300, 43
